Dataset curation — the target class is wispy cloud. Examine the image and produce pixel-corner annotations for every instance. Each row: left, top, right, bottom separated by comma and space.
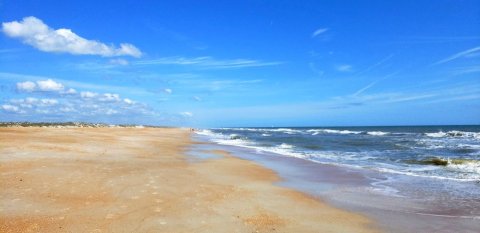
180, 111, 193, 117
387, 36, 480, 45
2, 16, 142, 57
133, 56, 282, 69
335, 64, 353, 72
433, 46, 480, 65
312, 28, 328, 38
352, 72, 397, 96
353, 81, 377, 96
451, 65, 480, 75
355, 54, 394, 76
344, 82, 480, 107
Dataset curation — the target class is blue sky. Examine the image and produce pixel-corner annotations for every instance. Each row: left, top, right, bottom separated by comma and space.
0, 0, 479, 127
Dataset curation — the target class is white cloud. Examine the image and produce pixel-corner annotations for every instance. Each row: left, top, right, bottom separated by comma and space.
336, 64, 353, 72
37, 79, 64, 91
80, 91, 98, 98
434, 46, 480, 65
1, 104, 20, 113
2, 16, 142, 58
123, 98, 134, 104
180, 111, 193, 117
312, 28, 328, 38
62, 88, 77, 94
164, 88, 172, 94
59, 107, 75, 112
16, 79, 65, 92
134, 56, 282, 69
2, 78, 154, 121
39, 98, 58, 106
193, 96, 201, 101
16, 81, 36, 92
100, 93, 121, 102
9, 97, 58, 107
105, 109, 119, 115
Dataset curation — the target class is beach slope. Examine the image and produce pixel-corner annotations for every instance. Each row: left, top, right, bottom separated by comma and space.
0, 127, 378, 232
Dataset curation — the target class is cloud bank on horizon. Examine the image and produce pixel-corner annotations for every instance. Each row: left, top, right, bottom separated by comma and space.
2, 77, 153, 121
0, 1, 479, 127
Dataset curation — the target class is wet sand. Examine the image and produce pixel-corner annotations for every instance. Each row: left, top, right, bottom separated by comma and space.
0, 127, 379, 232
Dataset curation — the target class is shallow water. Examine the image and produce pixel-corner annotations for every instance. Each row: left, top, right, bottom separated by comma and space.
193, 126, 480, 232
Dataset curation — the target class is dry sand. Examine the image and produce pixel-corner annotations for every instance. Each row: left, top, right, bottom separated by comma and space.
0, 127, 379, 232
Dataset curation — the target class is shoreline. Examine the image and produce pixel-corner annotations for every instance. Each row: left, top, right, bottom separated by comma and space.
192, 133, 480, 233
1, 127, 378, 232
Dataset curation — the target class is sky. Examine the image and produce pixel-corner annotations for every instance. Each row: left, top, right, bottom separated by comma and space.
0, 0, 479, 127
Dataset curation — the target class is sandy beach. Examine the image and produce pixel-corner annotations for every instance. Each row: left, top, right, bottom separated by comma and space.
0, 127, 379, 232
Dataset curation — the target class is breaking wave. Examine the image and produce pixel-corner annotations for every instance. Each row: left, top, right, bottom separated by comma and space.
425, 131, 480, 140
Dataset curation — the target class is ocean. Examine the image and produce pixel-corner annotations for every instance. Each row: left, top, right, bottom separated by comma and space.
196, 125, 480, 182
194, 125, 480, 231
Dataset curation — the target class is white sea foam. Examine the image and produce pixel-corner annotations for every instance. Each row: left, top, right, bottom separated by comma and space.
195, 129, 218, 137
270, 128, 303, 134
446, 160, 480, 177
278, 143, 293, 149
425, 131, 480, 140
367, 131, 389, 136
425, 132, 447, 138
306, 129, 363, 135
323, 129, 363, 134
458, 144, 480, 149
374, 164, 480, 182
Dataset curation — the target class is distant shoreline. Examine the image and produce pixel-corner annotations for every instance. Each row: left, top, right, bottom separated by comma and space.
0, 121, 166, 128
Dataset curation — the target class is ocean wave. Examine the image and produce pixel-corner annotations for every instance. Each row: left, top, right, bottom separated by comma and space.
458, 144, 480, 149
307, 129, 363, 135
278, 143, 294, 149
446, 161, 480, 178
270, 128, 303, 134
374, 165, 480, 182
325, 129, 363, 134
416, 138, 480, 150
400, 157, 480, 180
195, 129, 219, 137
425, 131, 480, 139
216, 127, 304, 134
367, 131, 390, 136
229, 134, 243, 140
404, 157, 480, 166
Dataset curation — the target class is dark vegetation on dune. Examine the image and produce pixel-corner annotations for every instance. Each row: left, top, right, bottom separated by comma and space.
0, 122, 164, 128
